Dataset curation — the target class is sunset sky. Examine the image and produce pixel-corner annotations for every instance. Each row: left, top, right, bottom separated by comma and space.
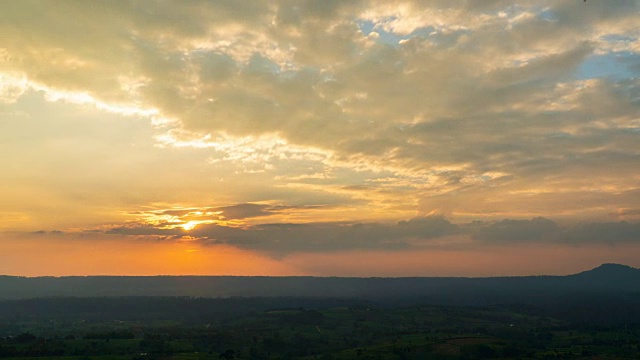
1, 1, 640, 276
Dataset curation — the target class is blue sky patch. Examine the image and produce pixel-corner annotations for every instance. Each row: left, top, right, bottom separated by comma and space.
577, 52, 638, 80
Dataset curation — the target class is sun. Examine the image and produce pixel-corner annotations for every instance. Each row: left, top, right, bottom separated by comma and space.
180, 221, 200, 231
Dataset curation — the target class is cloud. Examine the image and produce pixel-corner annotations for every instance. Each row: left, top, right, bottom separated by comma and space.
126, 203, 338, 231
613, 208, 640, 220
101, 215, 459, 255
106, 224, 183, 237
471, 218, 640, 246
98, 213, 640, 256
135, 204, 275, 221
472, 217, 561, 243
31, 230, 64, 235
1, 1, 639, 226
0, 79, 28, 104
212, 203, 274, 220
564, 221, 640, 245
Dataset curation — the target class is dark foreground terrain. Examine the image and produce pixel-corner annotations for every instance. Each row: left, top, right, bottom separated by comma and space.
0, 264, 639, 359
1, 297, 640, 359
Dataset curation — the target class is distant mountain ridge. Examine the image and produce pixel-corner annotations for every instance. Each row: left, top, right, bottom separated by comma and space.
1, 264, 639, 303
573, 263, 640, 277
562, 263, 640, 289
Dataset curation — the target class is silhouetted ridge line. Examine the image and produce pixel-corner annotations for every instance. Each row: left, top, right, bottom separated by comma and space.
574, 263, 639, 276
0, 264, 638, 301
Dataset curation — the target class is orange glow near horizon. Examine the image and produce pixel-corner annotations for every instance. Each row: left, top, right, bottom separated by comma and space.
0, 235, 298, 277
2, 233, 640, 277
286, 244, 640, 277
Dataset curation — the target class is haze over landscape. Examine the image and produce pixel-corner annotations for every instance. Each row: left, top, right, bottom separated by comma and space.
2, 0, 640, 277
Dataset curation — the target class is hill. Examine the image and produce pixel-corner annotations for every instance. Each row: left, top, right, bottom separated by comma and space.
1, 264, 639, 301
1, 264, 640, 324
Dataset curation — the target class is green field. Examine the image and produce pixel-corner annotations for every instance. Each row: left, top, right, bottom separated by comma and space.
1, 302, 640, 359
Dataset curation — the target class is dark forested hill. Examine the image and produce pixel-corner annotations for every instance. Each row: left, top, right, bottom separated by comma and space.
1, 264, 640, 324
566, 263, 640, 287
1, 263, 639, 301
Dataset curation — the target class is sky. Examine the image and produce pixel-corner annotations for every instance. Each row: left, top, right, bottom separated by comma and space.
1, 0, 640, 277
